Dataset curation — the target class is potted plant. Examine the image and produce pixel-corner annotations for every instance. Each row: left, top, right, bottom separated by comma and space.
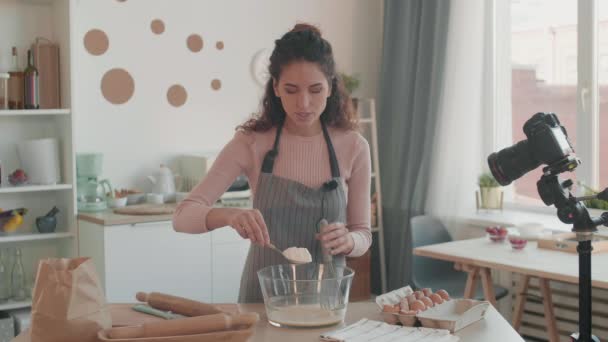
339, 72, 360, 109
477, 173, 503, 210
578, 181, 608, 210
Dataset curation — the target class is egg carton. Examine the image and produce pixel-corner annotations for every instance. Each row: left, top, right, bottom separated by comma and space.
375, 286, 417, 326
375, 286, 489, 332
416, 299, 489, 333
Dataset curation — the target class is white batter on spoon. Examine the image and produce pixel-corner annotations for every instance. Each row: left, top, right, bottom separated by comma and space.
282, 247, 312, 264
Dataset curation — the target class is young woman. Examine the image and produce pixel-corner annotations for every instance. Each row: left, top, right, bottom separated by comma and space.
173, 23, 372, 302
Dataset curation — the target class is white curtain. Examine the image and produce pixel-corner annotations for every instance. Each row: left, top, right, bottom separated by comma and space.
425, 0, 489, 220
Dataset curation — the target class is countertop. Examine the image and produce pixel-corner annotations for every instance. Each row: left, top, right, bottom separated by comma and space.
240, 302, 524, 341
77, 204, 177, 226
13, 302, 524, 342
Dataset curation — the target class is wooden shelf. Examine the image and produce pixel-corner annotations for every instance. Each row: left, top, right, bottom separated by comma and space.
0, 232, 73, 243
0, 184, 72, 194
0, 109, 70, 116
0, 299, 31, 311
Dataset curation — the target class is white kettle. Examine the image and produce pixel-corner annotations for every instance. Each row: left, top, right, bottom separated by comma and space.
147, 164, 180, 196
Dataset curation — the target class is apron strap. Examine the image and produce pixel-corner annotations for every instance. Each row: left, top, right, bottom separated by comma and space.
261, 121, 284, 173
321, 121, 341, 179
261, 120, 341, 179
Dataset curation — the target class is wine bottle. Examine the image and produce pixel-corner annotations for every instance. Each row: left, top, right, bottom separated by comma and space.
11, 47, 18, 71
23, 50, 39, 109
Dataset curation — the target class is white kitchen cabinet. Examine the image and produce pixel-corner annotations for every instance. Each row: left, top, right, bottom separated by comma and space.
210, 227, 250, 302
78, 219, 250, 303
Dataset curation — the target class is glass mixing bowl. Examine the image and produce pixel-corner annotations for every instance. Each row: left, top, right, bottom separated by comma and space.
257, 263, 354, 328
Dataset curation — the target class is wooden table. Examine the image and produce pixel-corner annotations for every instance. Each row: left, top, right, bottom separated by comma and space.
12, 302, 523, 342
414, 237, 608, 342
240, 302, 524, 341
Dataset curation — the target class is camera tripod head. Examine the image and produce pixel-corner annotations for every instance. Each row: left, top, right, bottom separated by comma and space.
537, 172, 608, 233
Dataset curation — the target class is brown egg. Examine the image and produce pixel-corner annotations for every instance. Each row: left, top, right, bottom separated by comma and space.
414, 291, 424, 299
383, 304, 399, 313
399, 298, 410, 312
410, 300, 426, 312
436, 289, 451, 301
420, 296, 434, 308
422, 288, 433, 296
406, 294, 417, 304
430, 293, 444, 305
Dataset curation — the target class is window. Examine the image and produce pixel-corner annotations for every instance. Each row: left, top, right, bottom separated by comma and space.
510, 0, 578, 204
599, 5, 608, 192
502, 0, 603, 206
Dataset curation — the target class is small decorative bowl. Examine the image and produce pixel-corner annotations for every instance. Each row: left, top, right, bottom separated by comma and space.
486, 226, 508, 242
107, 197, 127, 208
126, 193, 145, 205
36, 216, 57, 233
509, 236, 528, 250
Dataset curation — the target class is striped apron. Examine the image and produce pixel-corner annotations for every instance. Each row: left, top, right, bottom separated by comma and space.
238, 121, 347, 303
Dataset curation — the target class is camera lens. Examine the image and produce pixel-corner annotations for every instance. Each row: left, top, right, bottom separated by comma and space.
487, 140, 540, 186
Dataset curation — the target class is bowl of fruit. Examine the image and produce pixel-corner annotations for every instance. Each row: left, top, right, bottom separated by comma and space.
508, 236, 528, 250
8, 169, 28, 186
485, 226, 508, 242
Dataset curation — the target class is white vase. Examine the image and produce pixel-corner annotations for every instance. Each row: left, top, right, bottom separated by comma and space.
17, 138, 61, 185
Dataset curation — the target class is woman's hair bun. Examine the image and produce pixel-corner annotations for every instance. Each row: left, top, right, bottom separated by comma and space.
290, 23, 322, 37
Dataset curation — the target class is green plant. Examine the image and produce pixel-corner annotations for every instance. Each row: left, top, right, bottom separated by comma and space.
578, 182, 608, 210
478, 173, 500, 188
340, 73, 360, 95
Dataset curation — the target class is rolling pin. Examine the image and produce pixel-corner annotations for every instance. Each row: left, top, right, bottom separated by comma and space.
136, 291, 222, 316
107, 312, 259, 339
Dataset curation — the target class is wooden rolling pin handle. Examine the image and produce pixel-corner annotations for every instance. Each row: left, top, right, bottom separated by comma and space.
136, 291, 222, 316
107, 313, 259, 339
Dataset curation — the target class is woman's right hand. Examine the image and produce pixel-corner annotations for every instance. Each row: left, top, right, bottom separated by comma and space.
228, 208, 270, 246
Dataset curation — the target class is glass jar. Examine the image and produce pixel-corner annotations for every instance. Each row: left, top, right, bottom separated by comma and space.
0, 73, 9, 110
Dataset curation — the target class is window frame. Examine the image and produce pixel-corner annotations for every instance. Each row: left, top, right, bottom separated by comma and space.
492, 0, 601, 212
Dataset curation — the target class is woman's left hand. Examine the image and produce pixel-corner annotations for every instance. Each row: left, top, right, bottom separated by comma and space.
317, 222, 354, 255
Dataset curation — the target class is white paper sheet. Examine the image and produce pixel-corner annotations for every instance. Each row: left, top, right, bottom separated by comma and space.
320, 319, 459, 342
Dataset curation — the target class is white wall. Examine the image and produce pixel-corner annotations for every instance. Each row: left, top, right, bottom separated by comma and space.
73, 0, 383, 191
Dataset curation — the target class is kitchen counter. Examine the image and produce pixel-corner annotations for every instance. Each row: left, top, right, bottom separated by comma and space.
241, 302, 524, 341
77, 204, 177, 226
13, 302, 524, 341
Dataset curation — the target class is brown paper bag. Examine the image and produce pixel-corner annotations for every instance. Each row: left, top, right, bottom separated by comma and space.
30, 257, 111, 342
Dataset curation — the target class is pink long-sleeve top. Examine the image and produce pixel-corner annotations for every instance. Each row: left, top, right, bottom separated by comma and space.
172, 125, 372, 257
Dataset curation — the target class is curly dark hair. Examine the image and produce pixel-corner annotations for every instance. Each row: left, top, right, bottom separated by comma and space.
238, 23, 358, 132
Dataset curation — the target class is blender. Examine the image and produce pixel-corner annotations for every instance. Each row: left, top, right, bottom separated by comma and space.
76, 153, 113, 212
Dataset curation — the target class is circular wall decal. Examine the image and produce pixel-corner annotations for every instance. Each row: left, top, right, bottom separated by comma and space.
211, 79, 222, 91
84, 29, 109, 56
167, 85, 187, 107
187, 34, 203, 52
101, 68, 135, 105
250, 48, 272, 87
216, 41, 224, 50
151, 19, 165, 35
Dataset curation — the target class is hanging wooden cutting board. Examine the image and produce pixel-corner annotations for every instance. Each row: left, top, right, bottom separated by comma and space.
113, 204, 176, 216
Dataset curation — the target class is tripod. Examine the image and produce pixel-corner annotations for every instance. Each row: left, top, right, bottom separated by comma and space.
537, 171, 608, 342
